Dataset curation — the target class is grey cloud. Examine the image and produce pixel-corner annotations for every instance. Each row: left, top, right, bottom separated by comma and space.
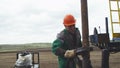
0, 0, 111, 44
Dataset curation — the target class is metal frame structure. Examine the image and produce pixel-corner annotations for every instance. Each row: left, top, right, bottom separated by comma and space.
15, 51, 40, 68
109, 0, 120, 40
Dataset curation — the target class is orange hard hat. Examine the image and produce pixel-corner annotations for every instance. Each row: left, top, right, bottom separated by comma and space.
63, 14, 76, 26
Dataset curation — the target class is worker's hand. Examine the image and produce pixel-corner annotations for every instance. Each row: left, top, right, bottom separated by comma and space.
64, 50, 75, 58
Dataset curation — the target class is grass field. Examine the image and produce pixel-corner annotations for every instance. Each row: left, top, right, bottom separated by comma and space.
0, 43, 51, 52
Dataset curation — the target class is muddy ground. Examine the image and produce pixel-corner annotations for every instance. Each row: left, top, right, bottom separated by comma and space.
0, 49, 120, 68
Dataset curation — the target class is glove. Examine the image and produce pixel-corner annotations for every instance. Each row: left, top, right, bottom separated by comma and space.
64, 50, 75, 58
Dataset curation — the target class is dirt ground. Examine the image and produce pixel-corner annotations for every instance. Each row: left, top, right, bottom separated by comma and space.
0, 49, 120, 68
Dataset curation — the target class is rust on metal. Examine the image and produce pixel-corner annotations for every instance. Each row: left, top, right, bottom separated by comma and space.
81, 0, 89, 47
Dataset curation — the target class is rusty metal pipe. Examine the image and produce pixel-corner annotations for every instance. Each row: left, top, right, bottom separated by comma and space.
81, 0, 93, 68
105, 17, 109, 34
81, 0, 89, 47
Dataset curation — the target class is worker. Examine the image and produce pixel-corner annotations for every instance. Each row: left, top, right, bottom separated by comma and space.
52, 14, 92, 68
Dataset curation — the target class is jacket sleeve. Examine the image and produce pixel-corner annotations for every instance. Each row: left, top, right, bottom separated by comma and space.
52, 39, 66, 57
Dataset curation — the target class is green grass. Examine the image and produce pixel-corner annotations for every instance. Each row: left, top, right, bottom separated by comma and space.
0, 43, 52, 52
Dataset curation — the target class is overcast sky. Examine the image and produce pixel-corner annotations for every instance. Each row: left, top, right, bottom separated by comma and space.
0, 0, 112, 44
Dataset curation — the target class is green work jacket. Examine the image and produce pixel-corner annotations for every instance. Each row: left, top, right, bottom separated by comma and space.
52, 28, 82, 68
